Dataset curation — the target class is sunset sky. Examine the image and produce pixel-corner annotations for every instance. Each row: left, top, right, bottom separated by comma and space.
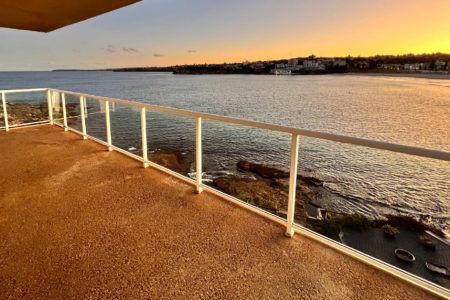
1, 0, 449, 71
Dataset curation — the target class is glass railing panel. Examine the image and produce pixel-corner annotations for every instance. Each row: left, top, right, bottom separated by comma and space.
84, 97, 107, 142
51, 92, 64, 126
145, 111, 195, 176
293, 137, 450, 289
109, 103, 141, 154
202, 119, 291, 218
63, 93, 83, 132
2, 91, 48, 127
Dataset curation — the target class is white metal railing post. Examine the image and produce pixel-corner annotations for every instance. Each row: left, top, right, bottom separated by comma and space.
195, 117, 203, 193
84, 97, 88, 119
79, 96, 87, 139
140, 107, 149, 168
286, 133, 300, 237
47, 89, 54, 125
105, 100, 112, 151
1, 92, 9, 131
61, 93, 68, 131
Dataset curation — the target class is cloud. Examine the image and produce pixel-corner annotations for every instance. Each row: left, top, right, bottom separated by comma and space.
103, 45, 140, 54
188, 50, 197, 54
153, 53, 163, 57
123, 47, 139, 53
104, 45, 116, 53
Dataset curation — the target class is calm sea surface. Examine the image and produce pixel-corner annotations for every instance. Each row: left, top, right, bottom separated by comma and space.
1, 71, 449, 234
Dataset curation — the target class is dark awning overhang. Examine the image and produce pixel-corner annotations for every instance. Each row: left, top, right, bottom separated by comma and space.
0, 0, 141, 32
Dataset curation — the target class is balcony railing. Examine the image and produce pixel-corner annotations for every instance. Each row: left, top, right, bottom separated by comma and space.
1, 88, 449, 298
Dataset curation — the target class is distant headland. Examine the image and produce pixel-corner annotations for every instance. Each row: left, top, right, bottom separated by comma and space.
53, 53, 450, 76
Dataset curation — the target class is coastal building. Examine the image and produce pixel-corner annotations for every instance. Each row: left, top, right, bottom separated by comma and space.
333, 59, 347, 67
250, 62, 265, 70
346, 59, 366, 69
275, 63, 287, 69
273, 59, 304, 74
404, 63, 430, 71
404, 63, 417, 71
302, 59, 326, 71
380, 63, 403, 70
273, 68, 292, 75
435, 60, 446, 70
287, 58, 299, 67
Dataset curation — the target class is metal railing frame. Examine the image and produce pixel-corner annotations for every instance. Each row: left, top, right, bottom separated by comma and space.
0, 87, 449, 298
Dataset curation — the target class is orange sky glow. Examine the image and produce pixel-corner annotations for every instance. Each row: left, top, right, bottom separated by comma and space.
0, 0, 449, 70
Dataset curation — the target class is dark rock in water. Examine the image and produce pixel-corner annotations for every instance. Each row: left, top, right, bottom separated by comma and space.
234, 160, 324, 216
149, 150, 192, 174
419, 235, 436, 250
237, 160, 289, 179
299, 176, 323, 187
6, 103, 48, 125
213, 175, 307, 224
382, 224, 400, 238
4, 102, 78, 126
297, 185, 316, 202
379, 215, 445, 237
236, 160, 325, 189
308, 213, 372, 240
311, 217, 342, 240
214, 176, 285, 211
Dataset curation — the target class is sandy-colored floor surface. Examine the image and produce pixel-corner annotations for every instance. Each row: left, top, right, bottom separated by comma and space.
0, 125, 439, 299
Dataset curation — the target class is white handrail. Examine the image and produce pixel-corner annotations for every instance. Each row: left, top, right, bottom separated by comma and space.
47, 88, 450, 162
0, 88, 48, 93
1, 87, 449, 161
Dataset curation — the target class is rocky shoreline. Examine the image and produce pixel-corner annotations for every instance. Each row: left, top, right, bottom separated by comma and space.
146, 149, 447, 241
1, 102, 49, 125
0, 102, 78, 126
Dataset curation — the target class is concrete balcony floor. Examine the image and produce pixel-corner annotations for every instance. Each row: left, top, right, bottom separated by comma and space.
0, 125, 438, 299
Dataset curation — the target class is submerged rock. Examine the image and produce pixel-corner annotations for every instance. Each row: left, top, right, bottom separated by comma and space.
149, 150, 192, 174
236, 160, 323, 205
419, 235, 436, 250
308, 213, 373, 240
237, 160, 289, 179
4, 102, 78, 125
214, 176, 284, 211
382, 224, 400, 238
376, 214, 445, 238
213, 175, 307, 223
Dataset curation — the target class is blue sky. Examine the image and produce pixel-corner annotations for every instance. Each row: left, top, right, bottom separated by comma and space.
1, 0, 449, 71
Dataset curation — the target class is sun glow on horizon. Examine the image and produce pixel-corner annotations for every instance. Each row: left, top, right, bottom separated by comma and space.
1, 0, 450, 70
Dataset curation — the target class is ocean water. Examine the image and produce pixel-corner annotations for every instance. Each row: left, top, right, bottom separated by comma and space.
1, 71, 449, 234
